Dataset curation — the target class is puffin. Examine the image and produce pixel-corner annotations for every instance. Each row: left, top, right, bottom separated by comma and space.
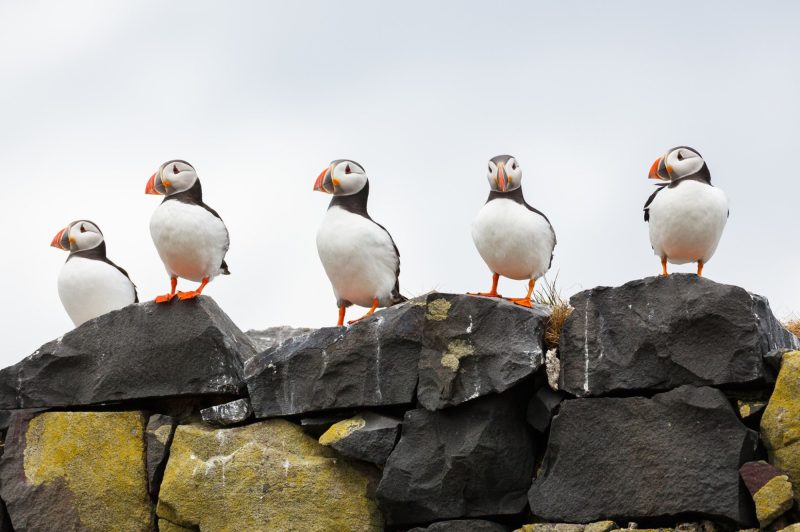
314, 159, 405, 325
470, 154, 556, 307
644, 146, 728, 277
51, 220, 138, 327
146, 160, 230, 302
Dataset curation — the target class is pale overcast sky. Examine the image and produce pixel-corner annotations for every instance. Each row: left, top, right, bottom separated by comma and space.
1, 1, 799, 366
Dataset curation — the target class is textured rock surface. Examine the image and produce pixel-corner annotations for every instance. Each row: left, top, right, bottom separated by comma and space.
0, 410, 151, 531
377, 392, 534, 525
245, 298, 426, 417
761, 350, 800, 505
417, 293, 549, 410
739, 461, 794, 527
157, 419, 382, 530
319, 411, 401, 466
409, 519, 510, 531
527, 385, 567, 432
146, 414, 177, 498
245, 325, 314, 353
200, 397, 253, 426
0, 297, 254, 409
528, 386, 758, 526
559, 275, 798, 396
517, 524, 618, 532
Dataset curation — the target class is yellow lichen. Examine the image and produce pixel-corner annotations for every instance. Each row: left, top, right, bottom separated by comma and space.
153, 424, 172, 445
440, 339, 474, 371
426, 298, 452, 321
319, 416, 366, 446
23, 411, 151, 531
753, 474, 794, 526
157, 419, 382, 531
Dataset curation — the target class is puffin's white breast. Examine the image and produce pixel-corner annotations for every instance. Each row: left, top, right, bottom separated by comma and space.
316, 206, 399, 307
471, 198, 555, 280
149, 200, 229, 282
648, 180, 728, 265
57, 257, 136, 327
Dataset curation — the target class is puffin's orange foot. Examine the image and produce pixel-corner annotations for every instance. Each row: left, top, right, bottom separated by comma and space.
155, 293, 176, 304
467, 291, 503, 298
177, 290, 201, 300
506, 297, 533, 308
346, 298, 379, 325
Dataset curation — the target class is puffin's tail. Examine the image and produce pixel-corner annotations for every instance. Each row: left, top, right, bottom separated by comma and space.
220, 259, 231, 275
391, 293, 408, 305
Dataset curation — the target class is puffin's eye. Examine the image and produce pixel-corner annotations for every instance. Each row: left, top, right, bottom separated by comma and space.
512, 162, 517, 170
345, 165, 351, 174
677, 152, 684, 161
79, 224, 86, 233
173, 164, 179, 174
488, 164, 493, 172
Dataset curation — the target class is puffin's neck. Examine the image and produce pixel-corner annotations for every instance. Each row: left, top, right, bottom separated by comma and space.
164, 179, 203, 205
487, 185, 525, 205
68, 241, 107, 262
329, 180, 370, 217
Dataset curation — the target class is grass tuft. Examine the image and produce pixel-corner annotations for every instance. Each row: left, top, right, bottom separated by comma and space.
784, 319, 800, 338
533, 273, 574, 351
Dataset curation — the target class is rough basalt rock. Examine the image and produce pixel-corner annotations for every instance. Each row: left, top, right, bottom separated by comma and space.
157, 419, 382, 530
319, 411, 401, 466
0, 410, 152, 531
739, 461, 795, 527
417, 293, 548, 410
409, 519, 510, 531
245, 325, 314, 353
200, 398, 253, 426
0, 297, 255, 409
527, 385, 567, 432
528, 386, 758, 526
761, 350, 800, 505
146, 414, 178, 498
559, 275, 798, 396
245, 298, 426, 417
377, 392, 534, 525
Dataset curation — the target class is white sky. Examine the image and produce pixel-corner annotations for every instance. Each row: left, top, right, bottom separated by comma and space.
1, 1, 799, 367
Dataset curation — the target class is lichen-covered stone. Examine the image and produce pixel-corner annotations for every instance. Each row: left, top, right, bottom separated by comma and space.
417, 293, 549, 410
761, 351, 800, 505
319, 411, 401, 466
158, 519, 193, 532
157, 419, 382, 530
740, 460, 795, 526
0, 410, 152, 531
409, 519, 510, 531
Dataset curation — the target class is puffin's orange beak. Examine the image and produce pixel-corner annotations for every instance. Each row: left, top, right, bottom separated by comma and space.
145, 173, 162, 195
496, 162, 508, 192
648, 157, 669, 181
51, 227, 69, 250
314, 165, 335, 194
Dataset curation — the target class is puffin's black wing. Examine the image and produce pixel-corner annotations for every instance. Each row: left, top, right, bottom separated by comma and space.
643, 185, 667, 222
103, 258, 139, 303
524, 202, 558, 269
371, 220, 406, 304
200, 201, 231, 275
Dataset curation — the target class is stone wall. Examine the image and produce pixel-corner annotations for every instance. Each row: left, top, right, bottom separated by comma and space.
0, 274, 798, 531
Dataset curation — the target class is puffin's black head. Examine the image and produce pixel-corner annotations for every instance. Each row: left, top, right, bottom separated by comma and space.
146, 160, 198, 197
648, 146, 711, 184
51, 220, 104, 252
487, 154, 522, 193
313, 159, 368, 196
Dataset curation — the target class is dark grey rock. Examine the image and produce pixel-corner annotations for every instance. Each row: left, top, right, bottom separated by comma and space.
146, 414, 177, 498
300, 414, 351, 438
408, 519, 509, 531
245, 298, 426, 417
245, 325, 314, 354
417, 293, 549, 410
377, 392, 534, 525
559, 275, 799, 396
528, 385, 759, 526
527, 386, 567, 432
0, 297, 255, 409
200, 398, 253, 427
320, 411, 400, 466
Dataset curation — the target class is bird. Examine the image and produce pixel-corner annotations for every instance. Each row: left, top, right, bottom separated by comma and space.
644, 146, 728, 277
470, 154, 556, 308
51, 220, 138, 327
146, 160, 230, 303
314, 159, 406, 326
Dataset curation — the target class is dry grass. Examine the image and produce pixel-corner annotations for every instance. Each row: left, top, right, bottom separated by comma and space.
784, 319, 800, 338
533, 273, 574, 351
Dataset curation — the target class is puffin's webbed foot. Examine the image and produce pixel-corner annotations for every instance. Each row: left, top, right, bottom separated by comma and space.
505, 278, 535, 308
155, 277, 178, 304
347, 298, 379, 325
468, 273, 503, 298
177, 277, 209, 301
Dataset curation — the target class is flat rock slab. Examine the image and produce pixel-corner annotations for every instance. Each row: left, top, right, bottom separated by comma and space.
0, 297, 255, 409
377, 392, 535, 525
319, 411, 401, 466
528, 386, 758, 526
245, 298, 426, 417
417, 293, 548, 410
559, 274, 798, 396
0, 410, 152, 531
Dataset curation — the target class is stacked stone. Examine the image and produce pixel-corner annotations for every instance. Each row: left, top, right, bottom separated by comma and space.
0, 274, 797, 530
